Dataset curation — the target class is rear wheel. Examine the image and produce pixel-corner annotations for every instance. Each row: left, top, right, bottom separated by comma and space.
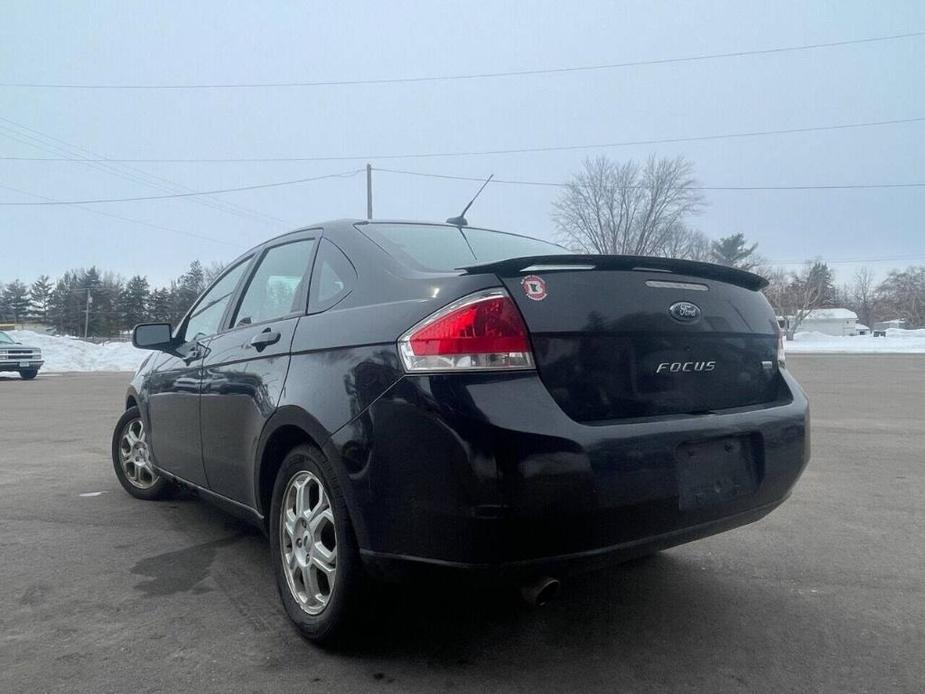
19, 369, 38, 380
269, 444, 366, 645
111, 406, 174, 500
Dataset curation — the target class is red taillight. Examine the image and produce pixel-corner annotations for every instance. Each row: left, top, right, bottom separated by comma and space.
398, 290, 535, 372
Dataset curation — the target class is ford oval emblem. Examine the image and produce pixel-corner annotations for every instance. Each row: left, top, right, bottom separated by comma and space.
669, 301, 701, 323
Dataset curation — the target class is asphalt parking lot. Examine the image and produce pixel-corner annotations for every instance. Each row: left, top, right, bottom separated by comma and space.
1, 356, 923, 693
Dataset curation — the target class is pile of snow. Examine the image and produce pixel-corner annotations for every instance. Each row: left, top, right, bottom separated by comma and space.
4, 330, 152, 372
786, 328, 925, 354
4, 326, 924, 373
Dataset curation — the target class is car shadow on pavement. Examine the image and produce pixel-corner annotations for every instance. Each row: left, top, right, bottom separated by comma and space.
136, 494, 880, 691
344, 553, 730, 654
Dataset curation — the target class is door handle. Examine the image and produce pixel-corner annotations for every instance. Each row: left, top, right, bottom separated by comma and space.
249, 328, 281, 351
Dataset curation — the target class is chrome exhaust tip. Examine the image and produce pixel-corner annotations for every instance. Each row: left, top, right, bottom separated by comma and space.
520, 577, 561, 607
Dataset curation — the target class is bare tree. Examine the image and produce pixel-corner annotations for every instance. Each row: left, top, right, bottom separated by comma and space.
552, 155, 704, 257
761, 267, 790, 318
784, 265, 828, 339
761, 262, 837, 338
849, 267, 875, 328
662, 227, 712, 262
876, 266, 925, 328
763, 262, 831, 339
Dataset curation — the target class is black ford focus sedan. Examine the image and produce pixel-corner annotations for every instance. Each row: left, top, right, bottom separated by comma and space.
113, 219, 809, 643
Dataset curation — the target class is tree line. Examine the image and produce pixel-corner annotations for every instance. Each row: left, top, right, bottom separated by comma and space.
0, 260, 223, 338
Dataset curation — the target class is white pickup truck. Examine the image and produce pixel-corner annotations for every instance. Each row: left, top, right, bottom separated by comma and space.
0, 330, 43, 379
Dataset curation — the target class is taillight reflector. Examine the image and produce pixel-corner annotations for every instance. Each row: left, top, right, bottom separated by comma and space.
398, 290, 535, 372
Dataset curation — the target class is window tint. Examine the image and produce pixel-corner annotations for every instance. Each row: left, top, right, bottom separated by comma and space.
310, 240, 356, 309
233, 239, 315, 326
184, 260, 250, 341
360, 223, 567, 271
0, 332, 13, 344
462, 227, 568, 263
363, 223, 475, 270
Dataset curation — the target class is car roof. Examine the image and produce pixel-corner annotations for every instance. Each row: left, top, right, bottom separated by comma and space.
264, 218, 523, 242
228, 218, 557, 265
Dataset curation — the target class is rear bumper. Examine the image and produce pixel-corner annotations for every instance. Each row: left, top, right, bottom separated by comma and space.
361, 495, 786, 583
332, 367, 809, 580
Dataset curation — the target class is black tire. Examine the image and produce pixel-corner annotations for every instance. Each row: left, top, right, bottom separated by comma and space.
19, 369, 38, 380
269, 443, 367, 646
111, 406, 174, 500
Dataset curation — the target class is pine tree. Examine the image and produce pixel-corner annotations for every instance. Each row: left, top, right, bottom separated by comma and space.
29, 275, 53, 323
149, 288, 173, 323
710, 233, 760, 270
77, 267, 103, 337
94, 273, 124, 337
1, 280, 31, 324
171, 260, 206, 324
120, 275, 150, 330
48, 269, 94, 336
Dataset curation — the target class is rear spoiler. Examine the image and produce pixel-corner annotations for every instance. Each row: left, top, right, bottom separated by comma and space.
458, 254, 768, 291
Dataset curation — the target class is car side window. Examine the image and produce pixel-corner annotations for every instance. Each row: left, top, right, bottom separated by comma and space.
232, 239, 316, 327
309, 239, 356, 311
182, 260, 250, 342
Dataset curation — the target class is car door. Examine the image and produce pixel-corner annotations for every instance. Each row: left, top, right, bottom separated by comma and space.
144, 258, 252, 486
199, 233, 318, 506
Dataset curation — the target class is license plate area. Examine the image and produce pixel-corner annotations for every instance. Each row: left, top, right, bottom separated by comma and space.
676, 435, 759, 510
19, 361, 31, 368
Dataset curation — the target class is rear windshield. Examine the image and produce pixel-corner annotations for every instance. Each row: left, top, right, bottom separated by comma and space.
358, 223, 568, 271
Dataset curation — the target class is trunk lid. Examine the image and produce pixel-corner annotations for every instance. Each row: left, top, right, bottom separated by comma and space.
461, 256, 785, 422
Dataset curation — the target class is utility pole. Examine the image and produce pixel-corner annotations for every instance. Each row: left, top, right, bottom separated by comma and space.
83, 287, 92, 339
366, 163, 373, 220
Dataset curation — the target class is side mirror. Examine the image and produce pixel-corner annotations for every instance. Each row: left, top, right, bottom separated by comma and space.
133, 323, 174, 351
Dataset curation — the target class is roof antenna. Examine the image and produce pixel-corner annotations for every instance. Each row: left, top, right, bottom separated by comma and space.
446, 174, 493, 227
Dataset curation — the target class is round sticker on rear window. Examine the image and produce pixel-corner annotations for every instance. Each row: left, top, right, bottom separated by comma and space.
521, 275, 547, 301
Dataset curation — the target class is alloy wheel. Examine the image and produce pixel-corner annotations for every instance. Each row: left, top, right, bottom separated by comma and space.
118, 417, 159, 489
280, 470, 338, 615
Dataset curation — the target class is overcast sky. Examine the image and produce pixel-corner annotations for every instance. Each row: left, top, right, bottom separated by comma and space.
1, 1, 923, 287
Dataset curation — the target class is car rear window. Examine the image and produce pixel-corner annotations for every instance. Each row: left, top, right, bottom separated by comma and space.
359, 223, 568, 271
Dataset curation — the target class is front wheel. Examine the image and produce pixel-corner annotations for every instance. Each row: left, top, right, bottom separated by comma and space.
111, 406, 174, 500
19, 369, 38, 380
269, 444, 367, 645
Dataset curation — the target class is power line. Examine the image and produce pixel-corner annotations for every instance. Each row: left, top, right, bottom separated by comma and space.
2, 161, 922, 209
0, 181, 237, 245
1, 174, 920, 266
0, 169, 363, 205
2, 116, 922, 163
1, 30, 921, 89
374, 166, 925, 191
0, 116, 288, 227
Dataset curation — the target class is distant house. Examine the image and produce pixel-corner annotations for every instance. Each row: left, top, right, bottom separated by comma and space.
855, 323, 870, 336
793, 308, 858, 336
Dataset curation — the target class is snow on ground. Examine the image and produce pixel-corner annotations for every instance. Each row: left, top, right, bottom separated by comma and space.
3, 326, 924, 375
786, 329, 925, 354
4, 330, 152, 372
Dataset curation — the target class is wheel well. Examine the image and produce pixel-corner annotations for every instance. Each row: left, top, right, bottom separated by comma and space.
258, 424, 315, 522
126, 395, 138, 410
